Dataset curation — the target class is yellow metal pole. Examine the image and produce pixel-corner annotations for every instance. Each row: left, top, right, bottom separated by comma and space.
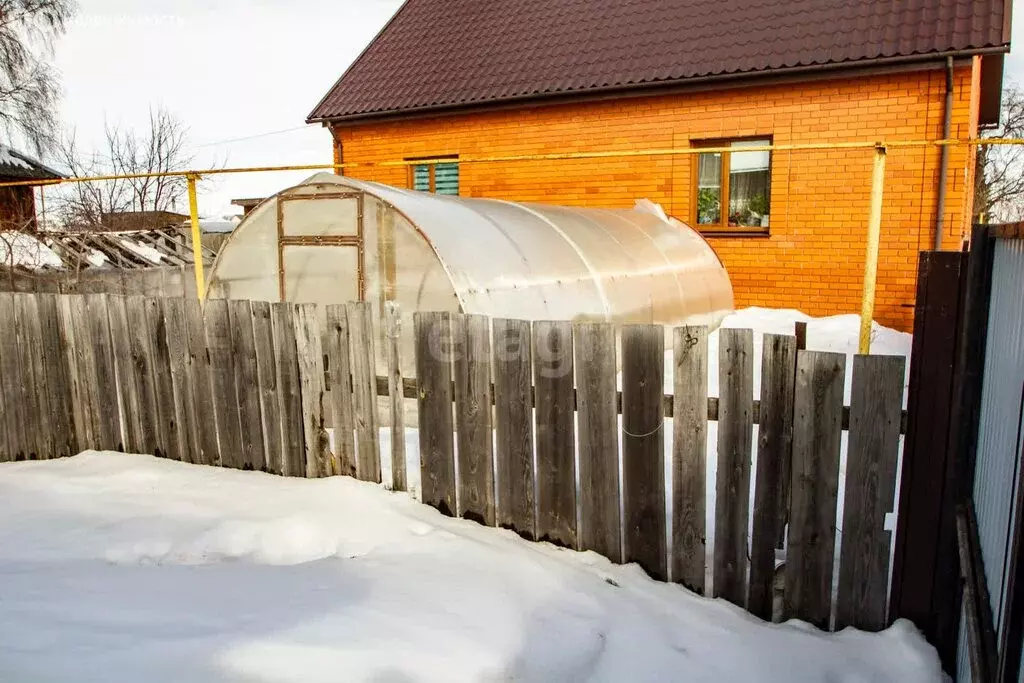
859, 144, 887, 355
186, 173, 206, 301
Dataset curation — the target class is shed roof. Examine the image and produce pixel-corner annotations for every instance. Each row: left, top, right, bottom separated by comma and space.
0, 144, 64, 181
309, 0, 1011, 123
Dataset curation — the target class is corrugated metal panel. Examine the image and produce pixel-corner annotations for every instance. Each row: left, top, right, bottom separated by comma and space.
960, 238, 1024, 680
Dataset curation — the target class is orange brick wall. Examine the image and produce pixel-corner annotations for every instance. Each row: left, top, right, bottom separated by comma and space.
332, 66, 981, 331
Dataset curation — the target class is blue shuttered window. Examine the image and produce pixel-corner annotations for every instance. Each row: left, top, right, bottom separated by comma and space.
410, 159, 459, 196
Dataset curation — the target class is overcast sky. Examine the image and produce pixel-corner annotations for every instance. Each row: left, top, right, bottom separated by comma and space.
48, 0, 1024, 219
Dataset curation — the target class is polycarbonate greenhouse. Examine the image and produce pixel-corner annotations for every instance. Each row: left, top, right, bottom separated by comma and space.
207, 172, 734, 359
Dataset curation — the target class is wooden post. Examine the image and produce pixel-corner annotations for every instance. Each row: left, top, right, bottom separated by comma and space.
622, 324, 667, 581
534, 320, 576, 548
575, 322, 621, 562
714, 328, 755, 607
673, 325, 709, 593
785, 350, 846, 629
453, 313, 495, 525
415, 311, 456, 516
384, 301, 408, 492
493, 317, 536, 541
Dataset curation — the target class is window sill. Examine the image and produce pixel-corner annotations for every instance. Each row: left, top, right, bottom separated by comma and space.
700, 230, 771, 239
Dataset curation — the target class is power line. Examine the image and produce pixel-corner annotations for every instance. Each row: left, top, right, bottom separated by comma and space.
193, 125, 315, 149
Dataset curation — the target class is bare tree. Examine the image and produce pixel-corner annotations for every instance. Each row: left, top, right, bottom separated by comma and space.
975, 84, 1024, 223
0, 0, 75, 154
55, 106, 195, 229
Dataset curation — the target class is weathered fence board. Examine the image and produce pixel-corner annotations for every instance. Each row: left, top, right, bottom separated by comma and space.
146, 297, 180, 460
836, 354, 906, 631
622, 324, 667, 581
271, 303, 304, 477
107, 296, 142, 454
715, 328, 754, 607
673, 325, 709, 593
229, 299, 265, 471
533, 320, 576, 548
749, 333, 798, 620
123, 296, 160, 457
57, 296, 90, 455
384, 302, 407, 492
324, 305, 356, 477
85, 294, 121, 452
785, 350, 846, 629
163, 298, 196, 464
184, 298, 219, 467
0, 295, 14, 461
453, 313, 494, 526
36, 294, 75, 459
294, 303, 329, 478
494, 318, 536, 541
347, 301, 381, 483
205, 298, 243, 470
415, 311, 455, 516
575, 322, 621, 563
533, 320, 576, 547
251, 301, 282, 474
15, 294, 46, 459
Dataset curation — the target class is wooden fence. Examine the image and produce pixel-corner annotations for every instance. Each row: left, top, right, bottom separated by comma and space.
0, 293, 907, 634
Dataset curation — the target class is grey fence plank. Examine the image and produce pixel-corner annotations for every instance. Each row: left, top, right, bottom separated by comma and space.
36, 294, 76, 459
494, 317, 536, 541
146, 297, 180, 460
749, 333, 798, 620
271, 303, 305, 477
86, 294, 121, 452
575, 322, 621, 563
163, 298, 197, 465
251, 301, 281, 475
622, 324, 667, 581
673, 325, 709, 593
534, 320, 576, 548
785, 350, 847, 629
325, 305, 356, 477
15, 294, 47, 459
107, 296, 143, 453
347, 301, 380, 483
294, 303, 329, 478
229, 299, 265, 471
124, 296, 160, 456
714, 328, 755, 608
58, 296, 91, 454
205, 298, 243, 469
415, 311, 455, 516
184, 297, 219, 467
384, 301, 408, 492
0, 294, 12, 461
836, 354, 906, 631
453, 313, 494, 525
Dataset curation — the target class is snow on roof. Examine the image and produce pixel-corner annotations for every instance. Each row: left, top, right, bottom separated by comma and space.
0, 144, 64, 181
0, 231, 63, 269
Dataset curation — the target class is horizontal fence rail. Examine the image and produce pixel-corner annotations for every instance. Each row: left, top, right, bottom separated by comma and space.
0, 294, 907, 634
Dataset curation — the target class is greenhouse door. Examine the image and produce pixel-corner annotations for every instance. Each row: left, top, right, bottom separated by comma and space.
276, 191, 365, 303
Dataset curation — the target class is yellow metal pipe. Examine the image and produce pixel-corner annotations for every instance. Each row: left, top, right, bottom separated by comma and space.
186, 174, 206, 301
4, 137, 1024, 190
859, 144, 887, 355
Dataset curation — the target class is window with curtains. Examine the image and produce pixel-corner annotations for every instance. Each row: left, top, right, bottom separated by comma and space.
409, 157, 459, 196
693, 138, 772, 234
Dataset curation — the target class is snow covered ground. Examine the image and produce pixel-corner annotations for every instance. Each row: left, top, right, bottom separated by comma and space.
0, 452, 943, 682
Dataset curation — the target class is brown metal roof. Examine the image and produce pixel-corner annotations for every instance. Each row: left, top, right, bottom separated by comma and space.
309, 0, 1011, 123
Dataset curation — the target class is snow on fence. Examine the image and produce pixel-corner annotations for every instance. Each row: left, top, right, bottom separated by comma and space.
0, 293, 907, 636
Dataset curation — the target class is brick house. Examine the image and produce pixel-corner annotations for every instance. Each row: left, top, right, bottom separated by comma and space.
308, 0, 1011, 330
0, 144, 63, 231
